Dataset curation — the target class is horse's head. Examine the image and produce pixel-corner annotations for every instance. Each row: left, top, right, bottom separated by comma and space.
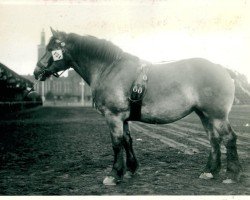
34, 28, 73, 81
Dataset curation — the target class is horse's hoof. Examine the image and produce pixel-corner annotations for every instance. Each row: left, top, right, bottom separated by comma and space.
103, 176, 117, 186
124, 171, 133, 179
222, 178, 236, 184
199, 172, 213, 180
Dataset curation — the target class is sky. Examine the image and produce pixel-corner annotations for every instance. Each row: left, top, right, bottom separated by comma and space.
0, 0, 250, 81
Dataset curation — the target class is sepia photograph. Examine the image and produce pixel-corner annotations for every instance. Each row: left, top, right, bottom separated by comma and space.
0, 0, 250, 197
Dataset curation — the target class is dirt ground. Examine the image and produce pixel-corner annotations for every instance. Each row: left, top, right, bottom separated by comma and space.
0, 106, 249, 195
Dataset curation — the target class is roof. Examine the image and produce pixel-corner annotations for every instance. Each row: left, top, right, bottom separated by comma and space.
0, 62, 33, 90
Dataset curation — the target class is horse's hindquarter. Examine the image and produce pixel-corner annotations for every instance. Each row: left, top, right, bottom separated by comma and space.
191, 59, 235, 118
140, 58, 235, 123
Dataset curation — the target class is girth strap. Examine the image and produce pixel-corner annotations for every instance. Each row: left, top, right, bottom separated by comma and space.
128, 63, 149, 121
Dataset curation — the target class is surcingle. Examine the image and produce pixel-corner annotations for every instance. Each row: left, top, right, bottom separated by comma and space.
128, 63, 149, 121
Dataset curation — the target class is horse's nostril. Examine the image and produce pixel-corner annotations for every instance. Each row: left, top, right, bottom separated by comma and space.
33, 70, 37, 77
34, 67, 42, 80
34, 72, 39, 80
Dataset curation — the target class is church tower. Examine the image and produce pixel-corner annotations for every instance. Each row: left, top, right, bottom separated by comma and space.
38, 29, 46, 60
36, 29, 46, 101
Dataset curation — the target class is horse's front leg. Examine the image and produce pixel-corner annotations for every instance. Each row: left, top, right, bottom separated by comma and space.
123, 121, 139, 177
103, 114, 126, 186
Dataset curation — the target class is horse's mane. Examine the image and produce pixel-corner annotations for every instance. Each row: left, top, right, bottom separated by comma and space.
66, 33, 124, 63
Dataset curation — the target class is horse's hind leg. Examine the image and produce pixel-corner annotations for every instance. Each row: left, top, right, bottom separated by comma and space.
123, 121, 139, 177
196, 109, 241, 182
195, 110, 222, 179
213, 119, 242, 182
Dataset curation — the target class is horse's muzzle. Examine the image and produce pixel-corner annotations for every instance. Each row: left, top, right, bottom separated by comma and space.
34, 63, 46, 81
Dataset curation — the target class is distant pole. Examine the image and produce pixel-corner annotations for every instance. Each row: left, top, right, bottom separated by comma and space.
42, 82, 45, 102
80, 79, 85, 106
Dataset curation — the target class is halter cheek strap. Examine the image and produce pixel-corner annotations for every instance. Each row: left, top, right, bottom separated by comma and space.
50, 40, 77, 78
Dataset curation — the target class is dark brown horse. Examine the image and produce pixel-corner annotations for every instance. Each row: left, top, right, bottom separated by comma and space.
34, 28, 241, 185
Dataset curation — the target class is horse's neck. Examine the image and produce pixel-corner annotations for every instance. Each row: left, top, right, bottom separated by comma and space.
71, 53, 117, 88
68, 35, 140, 88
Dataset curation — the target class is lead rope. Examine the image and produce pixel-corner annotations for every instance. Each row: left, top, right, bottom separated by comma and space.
52, 69, 67, 78
23, 69, 68, 100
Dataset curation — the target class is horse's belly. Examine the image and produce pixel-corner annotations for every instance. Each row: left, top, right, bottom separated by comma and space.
140, 111, 193, 124
140, 95, 195, 124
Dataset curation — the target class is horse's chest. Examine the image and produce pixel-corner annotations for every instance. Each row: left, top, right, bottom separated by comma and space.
93, 89, 129, 115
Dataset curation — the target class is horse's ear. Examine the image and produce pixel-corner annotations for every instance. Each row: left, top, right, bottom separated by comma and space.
50, 27, 58, 37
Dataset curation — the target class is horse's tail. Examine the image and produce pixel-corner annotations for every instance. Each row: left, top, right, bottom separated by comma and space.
226, 68, 250, 104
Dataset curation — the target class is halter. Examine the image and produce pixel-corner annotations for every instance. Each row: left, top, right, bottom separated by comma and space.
38, 39, 72, 80
50, 39, 67, 78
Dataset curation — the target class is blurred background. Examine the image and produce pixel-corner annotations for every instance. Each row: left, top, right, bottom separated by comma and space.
1, 0, 250, 112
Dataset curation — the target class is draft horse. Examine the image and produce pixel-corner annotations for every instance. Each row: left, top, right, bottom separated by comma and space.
34, 28, 241, 185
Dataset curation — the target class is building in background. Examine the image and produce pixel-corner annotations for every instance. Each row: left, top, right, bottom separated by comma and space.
24, 30, 92, 106
25, 70, 92, 105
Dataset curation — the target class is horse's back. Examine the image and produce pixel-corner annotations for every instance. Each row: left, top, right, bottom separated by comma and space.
140, 58, 234, 123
